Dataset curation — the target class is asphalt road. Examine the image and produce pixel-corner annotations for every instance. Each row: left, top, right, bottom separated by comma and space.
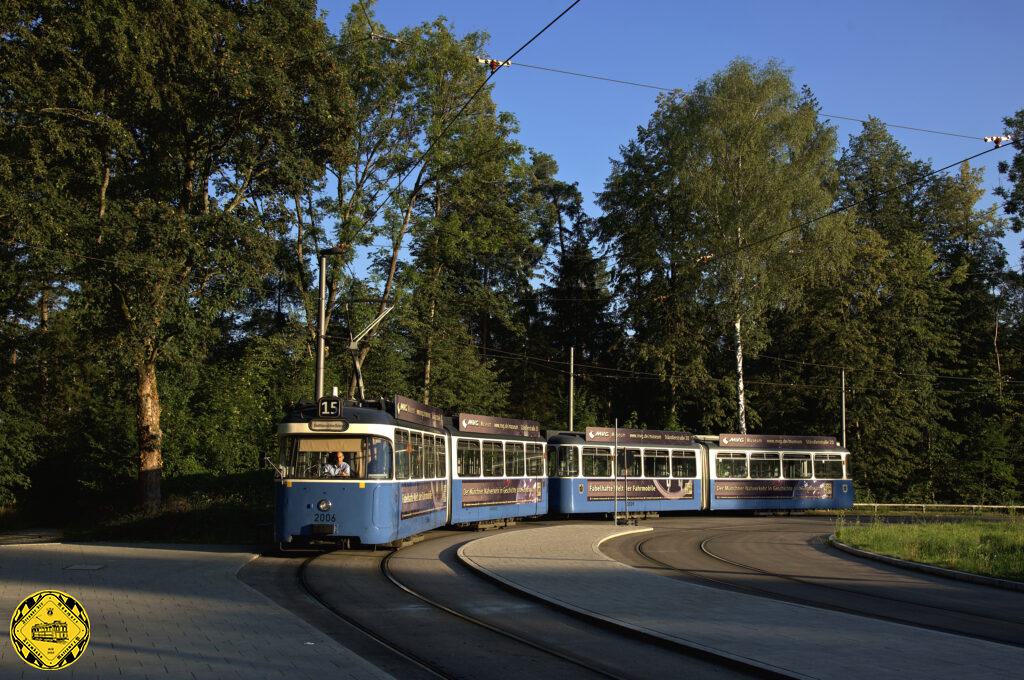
600, 515, 1024, 647
241, 527, 754, 680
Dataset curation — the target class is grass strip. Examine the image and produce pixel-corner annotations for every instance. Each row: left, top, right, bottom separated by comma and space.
835, 516, 1024, 582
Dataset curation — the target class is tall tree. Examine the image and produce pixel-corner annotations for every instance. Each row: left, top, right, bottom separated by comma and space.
599, 59, 839, 431
2, 0, 349, 508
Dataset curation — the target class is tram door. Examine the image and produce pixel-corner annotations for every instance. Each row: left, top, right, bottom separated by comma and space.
699, 444, 712, 510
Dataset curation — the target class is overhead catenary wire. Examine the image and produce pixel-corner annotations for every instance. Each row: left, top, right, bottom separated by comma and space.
503, 61, 988, 141
714, 144, 1011, 263
352, 0, 583, 226
474, 348, 1023, 397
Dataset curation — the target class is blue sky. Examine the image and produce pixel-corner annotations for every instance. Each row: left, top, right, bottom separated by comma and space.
319, 0, 1024, 268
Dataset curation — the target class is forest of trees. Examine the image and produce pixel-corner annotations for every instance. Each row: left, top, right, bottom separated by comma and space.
3, 1, 1023, 524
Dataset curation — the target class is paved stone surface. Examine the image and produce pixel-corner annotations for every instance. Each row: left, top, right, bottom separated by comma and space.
459, 525, 1024, 680
0, 542, 393, 680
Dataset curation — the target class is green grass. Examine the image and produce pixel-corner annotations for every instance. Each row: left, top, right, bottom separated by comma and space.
835, 516, 1024, 582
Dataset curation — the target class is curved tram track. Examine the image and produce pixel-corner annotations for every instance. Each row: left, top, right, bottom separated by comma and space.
602, 517, 1024, 648
241, 528, 753, 680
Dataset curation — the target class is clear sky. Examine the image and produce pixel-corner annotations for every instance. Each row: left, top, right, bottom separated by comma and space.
318, 0, 1024, 268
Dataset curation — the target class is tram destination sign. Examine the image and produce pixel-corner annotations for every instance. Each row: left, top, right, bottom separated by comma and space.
458, 413, 541, 438
585, 427, 695, 447
309, 420, 347, 432
394, 395, 444, 429
718, 433, 839, 449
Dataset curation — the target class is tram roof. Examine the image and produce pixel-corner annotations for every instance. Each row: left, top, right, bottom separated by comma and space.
545, 431, 700, 448
444, 417, 545, 442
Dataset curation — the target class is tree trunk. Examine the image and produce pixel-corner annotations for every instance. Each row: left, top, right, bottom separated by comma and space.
422, 297, 437, 405
136, 353, 163, 511
993, 305, 1003, 402
735, 314, 747, 434
38, 287, 50, 412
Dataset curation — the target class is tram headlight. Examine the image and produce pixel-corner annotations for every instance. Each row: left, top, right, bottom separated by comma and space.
317, 499, 332, 512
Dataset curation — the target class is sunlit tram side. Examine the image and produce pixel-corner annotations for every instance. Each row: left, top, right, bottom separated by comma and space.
274, 396, 449, 547
704, 433, 854, 511
449, 413, 547, 525
546, 428, 704, 514
273, 395, 549, 548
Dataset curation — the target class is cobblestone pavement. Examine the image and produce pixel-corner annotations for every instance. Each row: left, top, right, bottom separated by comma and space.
0, 542, 393, 680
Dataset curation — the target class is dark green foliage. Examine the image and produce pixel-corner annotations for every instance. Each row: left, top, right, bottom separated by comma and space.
1, 5, 1022, 535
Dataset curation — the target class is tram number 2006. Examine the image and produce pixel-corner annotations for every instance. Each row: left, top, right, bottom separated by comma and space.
313, 513, 336, 523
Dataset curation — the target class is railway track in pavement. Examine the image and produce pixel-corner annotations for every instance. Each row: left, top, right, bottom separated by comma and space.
241, 527, 757, 680
600, 516, 1024, 648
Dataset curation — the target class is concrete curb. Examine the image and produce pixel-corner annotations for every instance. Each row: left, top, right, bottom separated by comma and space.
458, 527, 803, 680
828, 534, 1024, 592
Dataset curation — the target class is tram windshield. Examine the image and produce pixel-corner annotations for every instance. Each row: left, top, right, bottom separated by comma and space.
282, 436, 393, 479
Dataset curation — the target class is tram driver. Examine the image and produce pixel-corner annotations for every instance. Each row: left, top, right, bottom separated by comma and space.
323, 451, 351, 478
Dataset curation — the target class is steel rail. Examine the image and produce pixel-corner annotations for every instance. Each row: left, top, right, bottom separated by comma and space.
697, 533, 1024, 627
380, 537, 631, 680
626, 530, 1024, 646
296, 553, 454, 680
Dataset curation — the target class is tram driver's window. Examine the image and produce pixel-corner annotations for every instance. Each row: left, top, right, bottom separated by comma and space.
364, 437, 393, 479
582, 447, 612, 477
483, 441, 504, 477
716, 452, 748, 478
782, 453, 812, 479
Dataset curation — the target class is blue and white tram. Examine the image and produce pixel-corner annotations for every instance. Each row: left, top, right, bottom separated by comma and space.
546, 427, 704, 514
274, 396, 549, 547
704, 433, 854, 511
448, 413, 547, 525
274, 397, 449, 546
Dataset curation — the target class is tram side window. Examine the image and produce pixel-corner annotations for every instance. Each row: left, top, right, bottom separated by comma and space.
558, 446, 579, 477
582, 447, 612, 477
526, 444, 545, 476
617, 449, 641, 477
434, 435, 446, 478
395, 429, 411, 480
716, 452, 748, 478
423, 434, 437, 479
457, 439, 481, 477
483, 441, 504, 477
783, 453, 813, 479
644, 449, 670, 478
410, 432, 426, 480
814, 454, 844, 479
750, 452, 781, 478
672, 450, 697, 478
506, 442, 525, 477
